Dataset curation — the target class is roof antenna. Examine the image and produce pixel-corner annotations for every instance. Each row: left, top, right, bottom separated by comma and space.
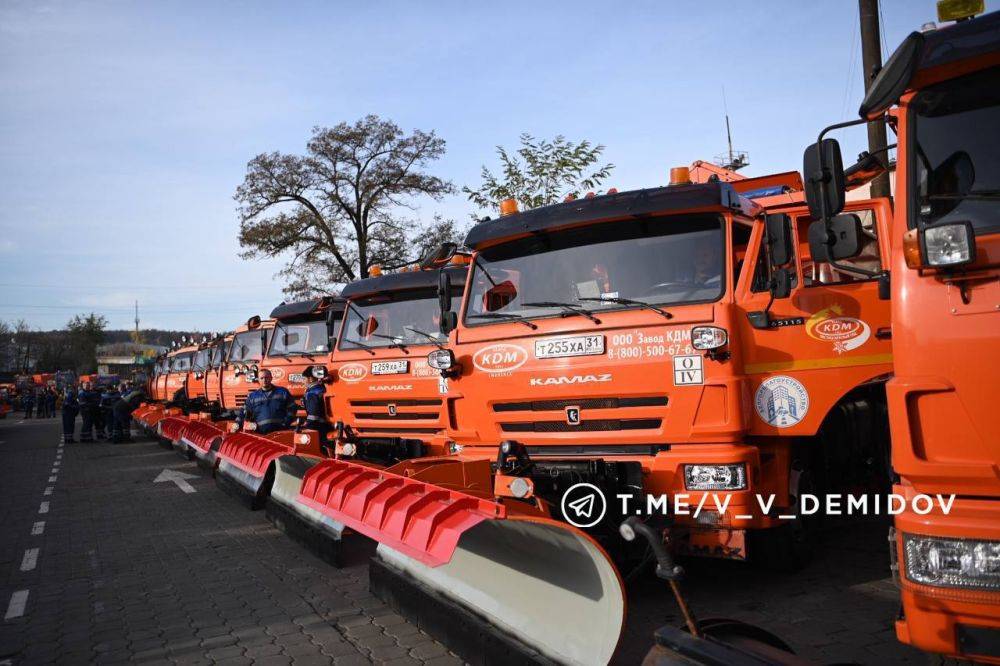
715, 87, 749, 172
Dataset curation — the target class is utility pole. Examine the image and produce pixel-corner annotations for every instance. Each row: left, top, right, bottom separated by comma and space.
859, 0, 892, 198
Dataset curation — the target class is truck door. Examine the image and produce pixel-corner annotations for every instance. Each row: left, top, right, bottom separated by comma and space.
735, 198, 894, 438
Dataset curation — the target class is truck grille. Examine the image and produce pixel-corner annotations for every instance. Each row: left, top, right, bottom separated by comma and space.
354, 412, 439, 421
352, 399, 441, 407
500, 418, 662, 433
348, 398, 444, 439
493, 396, 667, 412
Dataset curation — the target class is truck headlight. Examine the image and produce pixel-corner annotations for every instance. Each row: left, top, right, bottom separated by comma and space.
683, 464, 747, 490
924, 222, 975, 267
427, 349, 454, 370
903, 533, 1000, 590
691, 326, 728, 350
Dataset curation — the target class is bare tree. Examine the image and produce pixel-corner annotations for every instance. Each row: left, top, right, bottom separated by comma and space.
236, 115, 459, 297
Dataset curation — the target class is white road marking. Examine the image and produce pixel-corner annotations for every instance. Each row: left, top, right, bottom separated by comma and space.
31, 521, 45, 535
53, 460, 61, 467
50, 467, 57, 474
4, 590, 28, 619
153, 468, 198, 494
43, 487, 53, 496
38, 502, 49, 514
20, 548, 38, 572
48, 476, 57, 483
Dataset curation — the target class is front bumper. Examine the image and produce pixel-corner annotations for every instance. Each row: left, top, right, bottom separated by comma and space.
892, 487, 1000, 663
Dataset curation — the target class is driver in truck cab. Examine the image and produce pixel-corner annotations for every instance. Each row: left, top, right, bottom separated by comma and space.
235, 369, 296, 435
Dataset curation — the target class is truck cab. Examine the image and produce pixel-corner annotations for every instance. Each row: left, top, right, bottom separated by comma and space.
801, 6, 1000, 661
202, 333, 232, 416
436, 173, 893, 565
264, 296, 345, 401
329, 260, 468, 466
220, 317, 275, 416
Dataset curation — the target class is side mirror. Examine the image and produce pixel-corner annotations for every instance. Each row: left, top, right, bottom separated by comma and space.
440, 311, 458, 335
803, 139, 845, 219
765, 213, 793, 267
808, 214, 864, 262
438, 271, 452, 315
771, 267, 793, 299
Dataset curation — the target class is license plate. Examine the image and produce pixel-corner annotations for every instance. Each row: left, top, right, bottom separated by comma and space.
371, 360, 409, 375
534, 335, 605, 359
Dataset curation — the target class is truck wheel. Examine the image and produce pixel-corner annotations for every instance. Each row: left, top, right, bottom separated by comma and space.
750, 466, 816, 572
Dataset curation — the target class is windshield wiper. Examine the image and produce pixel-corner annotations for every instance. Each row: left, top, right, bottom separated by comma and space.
466, 312, 539, 329
343, 339, 376, 355
521, 301, 602, 325
368, 333, 410, 353
577, 296, 673, 320
404, 327, 445, 349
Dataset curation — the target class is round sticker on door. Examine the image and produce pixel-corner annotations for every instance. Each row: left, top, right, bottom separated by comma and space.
269, 367, 285, 380
754, 375, 809, 428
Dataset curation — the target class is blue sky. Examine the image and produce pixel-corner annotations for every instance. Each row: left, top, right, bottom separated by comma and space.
0, 0, 961, 331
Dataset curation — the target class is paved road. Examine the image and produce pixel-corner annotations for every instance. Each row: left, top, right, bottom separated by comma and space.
0, 417, 460, 665
0, 416, 923, 665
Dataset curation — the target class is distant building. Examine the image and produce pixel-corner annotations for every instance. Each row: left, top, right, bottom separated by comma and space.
96, 342, 166, 378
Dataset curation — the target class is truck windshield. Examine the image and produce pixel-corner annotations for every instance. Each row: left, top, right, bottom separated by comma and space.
269, 320, 329, 356
911, 66, 1000, 235
229, 331, 265, 362
171, 354, 193, 372
210, 344, 224, 368
340, 289, 446, 350
465, 214, 724, 325
192, 349, 209, 371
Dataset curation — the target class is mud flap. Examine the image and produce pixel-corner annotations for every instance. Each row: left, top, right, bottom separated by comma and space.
266, 455, 346, 566
371, 519, 625, 666
215, 433, 292, 509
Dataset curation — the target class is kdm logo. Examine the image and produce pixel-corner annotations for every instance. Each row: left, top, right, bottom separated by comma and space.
338, 363, 367, 382
473, 344, 528, 374
806, 306, 871, 354
529, 374, 612, 386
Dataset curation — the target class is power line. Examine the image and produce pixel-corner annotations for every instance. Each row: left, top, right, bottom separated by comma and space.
0, 283, 278, 291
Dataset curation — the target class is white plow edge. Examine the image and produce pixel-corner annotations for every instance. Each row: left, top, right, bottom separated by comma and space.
271, 455, 347, 537
377, 518, 625, 666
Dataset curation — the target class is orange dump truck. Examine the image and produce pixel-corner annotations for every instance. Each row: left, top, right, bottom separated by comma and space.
800, 4, 1000, 662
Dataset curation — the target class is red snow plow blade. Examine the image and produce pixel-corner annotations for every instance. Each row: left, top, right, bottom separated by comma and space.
133, 403, 165, 429
157, 415, 189, 446
297, 458, 505, 567
215, 432, 293, 508
180, 420, 225, 468
295, 458, 626, 663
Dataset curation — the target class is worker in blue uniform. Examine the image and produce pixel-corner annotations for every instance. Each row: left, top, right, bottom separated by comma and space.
78, 382, 101, 443
236, 369, 295, 435
61, 386, 80, 443
301, 366, 331, 454
112, 382, 145, 443
99, 384, 121, 439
